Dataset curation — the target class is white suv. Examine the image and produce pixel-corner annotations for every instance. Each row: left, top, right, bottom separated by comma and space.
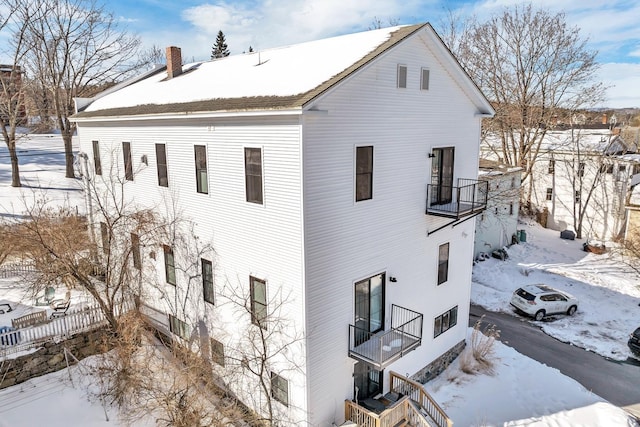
510, 284, 578, 321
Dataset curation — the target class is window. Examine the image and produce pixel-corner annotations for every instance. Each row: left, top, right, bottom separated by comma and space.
122, 142, 133, 181
511, 177, 516, 189
156, 143, 168, 187
355, 146, 373, 202
619, 165, 627, 172
397, 65, 407, 88
546, 188, 553, 201
606, 164, 614, 174
244, 147, 263, 204
250, 276, 267, 328
437, 243, 449, 285
169, 315, 190, 340
131, 233, 141, 270
271, 372, 289, 407
434, 306, 458, 338
578, 162, 585, 177
202, 258, 214, 305
210, 338, 225, 366
575, 190, 581, 203
420, 68, 430, 90
100, 222, 109, 254
548, 160, 555, 174
164, 245, 176, 285
92, 141, 102, 175
509, 203, 514, 215
194, 145, 208, 194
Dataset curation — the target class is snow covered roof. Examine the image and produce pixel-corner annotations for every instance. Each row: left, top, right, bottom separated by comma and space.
478, 158, 522, 177
73, 23, 494, 120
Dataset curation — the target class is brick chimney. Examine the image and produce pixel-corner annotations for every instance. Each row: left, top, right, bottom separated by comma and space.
166, 46, 182, 79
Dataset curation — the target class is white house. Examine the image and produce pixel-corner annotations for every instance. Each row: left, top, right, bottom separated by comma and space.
474, 159, 522, 260
72, 23, 493, 426
526, 129, 640, 241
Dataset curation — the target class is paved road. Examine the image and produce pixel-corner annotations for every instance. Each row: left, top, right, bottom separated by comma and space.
469, 304, 640, 412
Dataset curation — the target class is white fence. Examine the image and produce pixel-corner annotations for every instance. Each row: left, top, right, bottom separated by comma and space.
0, 262, 36, 279
0, 305, 110, 359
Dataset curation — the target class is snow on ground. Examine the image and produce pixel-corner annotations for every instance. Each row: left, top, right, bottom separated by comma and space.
472, 219, 640, 360
0, 132, 84, 219
2, 133, 640, 426
427, 328, 637, 427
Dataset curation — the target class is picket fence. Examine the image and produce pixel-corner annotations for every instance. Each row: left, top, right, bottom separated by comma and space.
0, 262, 36, 279
0, 303, 132, 359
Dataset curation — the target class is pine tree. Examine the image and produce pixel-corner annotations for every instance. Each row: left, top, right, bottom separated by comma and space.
211, 30, 230, 59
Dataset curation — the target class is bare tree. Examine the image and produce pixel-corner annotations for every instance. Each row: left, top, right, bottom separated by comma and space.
368, 16, 400, 30
441, 4, 605, 210
0, 0, 36, 187
24, 0, 141, 179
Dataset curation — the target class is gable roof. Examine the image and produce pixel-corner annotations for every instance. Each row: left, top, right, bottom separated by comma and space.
73, 23, 494, 120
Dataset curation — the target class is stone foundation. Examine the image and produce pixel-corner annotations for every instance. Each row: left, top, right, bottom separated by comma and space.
0, 328, 110, 389
411, 339, 466, 384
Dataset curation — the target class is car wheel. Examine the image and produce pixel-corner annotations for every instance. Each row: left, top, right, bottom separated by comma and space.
534, 310, 545, 321
567, 305, 577, 316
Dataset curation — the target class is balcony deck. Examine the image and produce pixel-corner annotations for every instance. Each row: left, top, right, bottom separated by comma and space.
348, 305, 423, 371
426, 178, 488, 219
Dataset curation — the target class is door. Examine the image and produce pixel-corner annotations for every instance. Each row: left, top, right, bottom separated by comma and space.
431, 147, 455, 205
354, 273, 385, 346
354, 362, 382, 401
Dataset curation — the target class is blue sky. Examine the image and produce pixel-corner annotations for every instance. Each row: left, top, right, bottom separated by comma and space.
110, 0, 640, 108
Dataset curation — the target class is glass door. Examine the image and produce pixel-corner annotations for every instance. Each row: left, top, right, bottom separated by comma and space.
354, 361, 382, 401
431, 147, 455, 205
354, 273, 385, 346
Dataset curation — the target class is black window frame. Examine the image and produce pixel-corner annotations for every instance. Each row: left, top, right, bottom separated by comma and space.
164, 245, 176, 286
437, 242, 449, 285
548, 160, 555, 174
546, 188, 553, 201
156, 143, 168, 187
271, 372, 289, 407
397, 64, 407, 88
575, 190, 581, 203
355, 146, 373, 202
420, 68, 430, 90
250, 276, 267, 329
578, 162, 585, 177
210, 338, 225, 366
202, 258, 214, 305
434, 306, 458, 338
194, 145, 208, 194
122, 141, 133, 181
131, 233, 141, 270
100, 222, 109, 254
92, 140, 102, 175
244, 147, 263, 204
169, 314, 190, 340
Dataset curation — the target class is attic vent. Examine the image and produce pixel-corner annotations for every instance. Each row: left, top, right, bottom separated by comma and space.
397, 65, 407, 88
421, 68, 430, 91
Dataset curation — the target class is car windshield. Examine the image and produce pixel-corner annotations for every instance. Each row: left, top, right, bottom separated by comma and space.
515, 288, 536, 301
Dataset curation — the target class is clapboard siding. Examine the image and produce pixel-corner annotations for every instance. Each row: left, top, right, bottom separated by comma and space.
301, 35, 481, 424
77, 116, 309, 421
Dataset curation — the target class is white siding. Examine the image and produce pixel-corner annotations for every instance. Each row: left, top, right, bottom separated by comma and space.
301, 34, 483, 425
77, 116, 309, 423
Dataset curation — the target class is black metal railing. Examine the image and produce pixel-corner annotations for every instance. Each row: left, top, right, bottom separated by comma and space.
348, 304, 423, 370
426, 178, 488, 218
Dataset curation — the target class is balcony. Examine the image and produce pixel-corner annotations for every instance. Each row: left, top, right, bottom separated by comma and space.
348, 305, 423, 371
426, 178, 488, 219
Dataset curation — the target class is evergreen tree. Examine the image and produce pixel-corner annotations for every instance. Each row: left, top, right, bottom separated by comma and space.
211, 30, 230, 59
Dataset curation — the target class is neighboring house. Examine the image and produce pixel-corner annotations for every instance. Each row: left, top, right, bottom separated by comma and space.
483, 128, 640, 241
474, 159, 522, 260
72, 23, 493, 426
0, 64, 27, 125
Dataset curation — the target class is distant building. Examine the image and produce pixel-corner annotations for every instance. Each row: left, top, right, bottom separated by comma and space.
474, 159, 522, 259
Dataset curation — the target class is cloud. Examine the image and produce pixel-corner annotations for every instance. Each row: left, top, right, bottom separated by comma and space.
597, 62, 640, 108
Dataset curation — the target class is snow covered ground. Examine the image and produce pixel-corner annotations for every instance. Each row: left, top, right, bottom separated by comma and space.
1, 134, 639, 426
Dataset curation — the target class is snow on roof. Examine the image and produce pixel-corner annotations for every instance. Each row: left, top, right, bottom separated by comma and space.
484, 129, 632, 154
83, 25, 420, 115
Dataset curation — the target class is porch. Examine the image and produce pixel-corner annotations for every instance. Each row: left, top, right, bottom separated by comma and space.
349, 305, 423, 371
344, 371, 453, 427
426, 179, 488, 219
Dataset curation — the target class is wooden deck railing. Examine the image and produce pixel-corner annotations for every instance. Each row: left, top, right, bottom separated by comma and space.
389, 371, 453, 427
